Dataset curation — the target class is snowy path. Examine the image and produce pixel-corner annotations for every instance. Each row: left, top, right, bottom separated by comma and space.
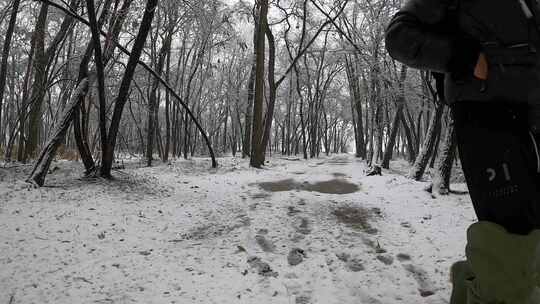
0, 155, 476, 304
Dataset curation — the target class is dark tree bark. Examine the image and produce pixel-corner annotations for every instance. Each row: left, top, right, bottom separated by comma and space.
295, 66, 308, 160
0, 0, 21, 149
250, 0, 268, 168
345, 55, 365, 159
164, 45, 172, 162
243, 62, 255, 158
15, 17, 39, 162
368, 45, 383, 168
69, 0, 114, 173
24, 3, 49, 161
260, 24, 276, 162
85, 0, 108, 161
101, 0, 159, 177
147, 27, 173, 166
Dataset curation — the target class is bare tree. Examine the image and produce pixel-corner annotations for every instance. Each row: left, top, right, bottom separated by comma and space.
0, 0, 20, 149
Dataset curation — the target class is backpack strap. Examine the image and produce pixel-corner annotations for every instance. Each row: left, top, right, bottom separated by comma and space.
518, 0, 540, 52
432, 0, 461, 105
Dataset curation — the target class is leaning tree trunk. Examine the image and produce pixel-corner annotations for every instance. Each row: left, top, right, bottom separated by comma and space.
26, 0, 77, 160
28, 78, 89, 187
44, 0, 216, 171
431, 113, 457, 195
409, 103, 444, 181
101, 0, 159, 177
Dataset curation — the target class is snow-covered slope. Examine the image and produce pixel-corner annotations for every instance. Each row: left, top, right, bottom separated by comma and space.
0, 155, 475, 303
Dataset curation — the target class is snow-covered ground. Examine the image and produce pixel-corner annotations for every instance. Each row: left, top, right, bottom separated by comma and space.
0, 155, 476, 304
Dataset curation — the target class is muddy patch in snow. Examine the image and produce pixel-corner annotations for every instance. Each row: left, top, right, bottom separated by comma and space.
332, 206, 378, 234
303, 179, 360, 194
256, 178, 360, 195
258, 179, 299, 192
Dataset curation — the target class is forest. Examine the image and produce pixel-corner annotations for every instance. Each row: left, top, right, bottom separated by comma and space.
0, 0, 469, 303
0, 0, 456, 188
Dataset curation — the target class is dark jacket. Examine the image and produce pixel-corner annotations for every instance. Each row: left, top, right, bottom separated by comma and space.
385, 0, 540, 129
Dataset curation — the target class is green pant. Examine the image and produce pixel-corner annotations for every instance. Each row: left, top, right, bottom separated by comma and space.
451, 222, 540, 304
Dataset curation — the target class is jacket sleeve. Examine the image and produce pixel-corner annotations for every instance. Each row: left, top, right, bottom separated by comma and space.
385, 0, 480, 78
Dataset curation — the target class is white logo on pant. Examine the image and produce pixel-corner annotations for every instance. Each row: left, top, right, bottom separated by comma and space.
487, 163, 512, 182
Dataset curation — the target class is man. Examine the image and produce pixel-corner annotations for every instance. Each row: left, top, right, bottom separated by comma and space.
385, 0, 540, 303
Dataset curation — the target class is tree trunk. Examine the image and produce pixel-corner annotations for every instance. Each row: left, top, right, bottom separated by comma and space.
101, 0, 159, 177
409, 103, 444, 181
243, 63, 255, 158
345, 55, 365, 159
250, 0, 268, 168
24, 3, 49, 161
86, 0, 109, 163
164, 46, 171, 162
147, 31, 172, 166
16, 21, 40, 162
260, 25, 276, 162
400, 104, 417, 163
432, 113, 457, 195
382, 65, 407, 169
28, 79, 89, 186
0, 0, 21, 150
72, 0, 116, 173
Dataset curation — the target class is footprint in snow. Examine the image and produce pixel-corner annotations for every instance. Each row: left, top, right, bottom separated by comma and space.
295, 295, 312, 304
287, 206, 302, 216
255, 234, 276, 253
294, 217, 312, 235
401, 263, 437, 297
247, 256, 278, 277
